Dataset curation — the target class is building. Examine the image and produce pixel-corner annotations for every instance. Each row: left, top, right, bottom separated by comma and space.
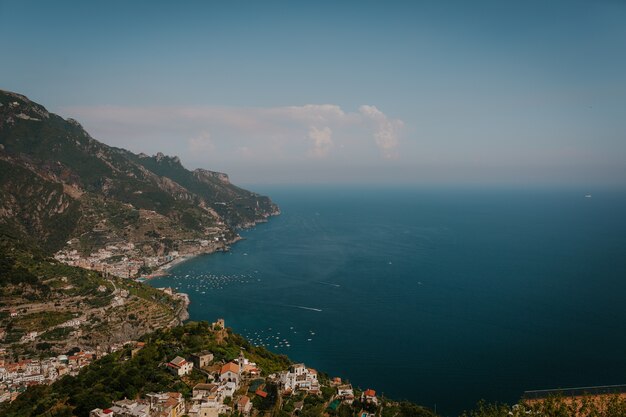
237, 395, 252, 415
221, 381, 237, 398
279, 363, 319, 393
236, 353, 259, 377
166, 356, 193, 376
361, 389, 378, 405
89, 409, 114, 417
188, 403, 220, 417
190, 351, 214, 369
146, 391, 185, 417
337, 384, 355, 404
219, 362, 240, 386
108, 398, 150, 417
193, 383, 219, 401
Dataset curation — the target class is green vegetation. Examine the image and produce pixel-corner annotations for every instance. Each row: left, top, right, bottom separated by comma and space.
14, 311, 75, 332
0, 233, 184, 356
1, 316, 443, 417
126, 152, 278, 228
381, 401, 439, 417
0, 235, 108, 297
0, 321, 291, 417
40, 327, 73, 341
1, 89, 279, 261
462, 397, 626, 417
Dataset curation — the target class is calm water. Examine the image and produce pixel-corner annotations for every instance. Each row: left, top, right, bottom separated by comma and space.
149, 186, 626, 416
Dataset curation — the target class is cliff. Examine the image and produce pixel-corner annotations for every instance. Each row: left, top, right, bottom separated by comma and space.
0, 89, 279, 259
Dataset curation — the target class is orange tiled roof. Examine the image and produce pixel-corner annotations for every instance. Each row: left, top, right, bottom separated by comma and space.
364, 389, 376, 397
220, 362, 240, 374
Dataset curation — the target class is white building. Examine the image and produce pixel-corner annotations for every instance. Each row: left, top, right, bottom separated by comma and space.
279, 363, 319, 393
219, 362, 240, 386
166, 356, 193, 376
337, 384, 355, 404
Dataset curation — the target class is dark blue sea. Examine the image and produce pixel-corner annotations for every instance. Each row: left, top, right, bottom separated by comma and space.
149, 186, 626, 416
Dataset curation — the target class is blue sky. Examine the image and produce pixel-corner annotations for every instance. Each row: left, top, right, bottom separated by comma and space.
1, 0, 625, 185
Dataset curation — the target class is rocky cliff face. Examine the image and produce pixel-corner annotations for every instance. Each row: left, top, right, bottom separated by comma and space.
0, 89, 279, 256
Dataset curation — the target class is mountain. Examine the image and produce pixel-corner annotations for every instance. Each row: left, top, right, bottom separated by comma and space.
0, 88, 282, 356
0, 233, 189, 357
0, 90, 279, 266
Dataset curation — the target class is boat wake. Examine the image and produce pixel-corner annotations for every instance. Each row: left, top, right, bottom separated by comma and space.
285, 304, 323, 312
318, 281, 341, 287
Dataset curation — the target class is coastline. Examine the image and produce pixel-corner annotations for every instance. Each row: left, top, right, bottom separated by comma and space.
142, 228, 256, 281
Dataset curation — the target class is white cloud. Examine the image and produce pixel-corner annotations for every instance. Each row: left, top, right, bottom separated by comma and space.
61, 103, 404, 167
307, 126, 333, 158
359, 105, 404, 159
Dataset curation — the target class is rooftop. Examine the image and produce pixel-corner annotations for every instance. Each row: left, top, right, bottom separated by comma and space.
220, 362, 240, 374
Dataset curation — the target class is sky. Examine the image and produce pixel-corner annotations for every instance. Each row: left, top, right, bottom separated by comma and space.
1, 0, 625, 186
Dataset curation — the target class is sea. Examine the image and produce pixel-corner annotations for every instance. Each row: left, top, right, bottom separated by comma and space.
148, 185, 626, 416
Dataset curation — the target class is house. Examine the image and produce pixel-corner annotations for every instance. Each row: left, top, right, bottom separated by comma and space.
221, 381, 237, 398
337, 384, 355, 404
92, 392, 185, 417
331, 377, 343, 386
146, 391, 185, 417
89, 409, 114, 417
291, 363, 306, 375
361, 389, 378, 405
212, 318, 225, 329
219, 362, 240, 385
108, 398, 150, 417
237, 395, 252, 415
166, 356, 193, 376
191, 351, 214, 368
60, 319, 82, 328
279, 363, 319, 393
242, 363, 260, 377
188, 403, 220, 417
193, 383, 219, 399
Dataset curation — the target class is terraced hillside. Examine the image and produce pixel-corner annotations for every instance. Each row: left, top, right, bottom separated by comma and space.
0, 235, 186, 358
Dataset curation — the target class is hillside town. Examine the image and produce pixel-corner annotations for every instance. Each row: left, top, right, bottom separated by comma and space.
0, 346, 130, 403
88, 323, 379, 417
54, 234, 233, 279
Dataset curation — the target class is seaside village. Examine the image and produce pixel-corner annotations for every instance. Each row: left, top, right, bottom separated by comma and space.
0, 344, 129, 403
3, 317, 381, 417
89, 322, 379, 417
54, 232, 230, 279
